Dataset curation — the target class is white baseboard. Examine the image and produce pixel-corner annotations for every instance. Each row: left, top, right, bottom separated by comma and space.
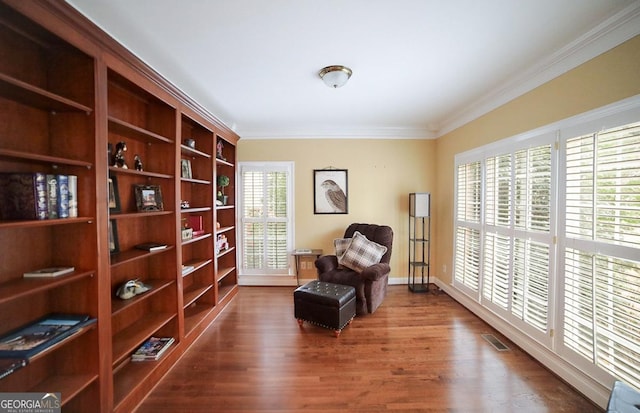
431, 277, 610, 409
240, 274, 408, 287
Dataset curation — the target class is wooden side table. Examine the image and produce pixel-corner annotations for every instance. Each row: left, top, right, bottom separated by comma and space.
292, 249, 323, 286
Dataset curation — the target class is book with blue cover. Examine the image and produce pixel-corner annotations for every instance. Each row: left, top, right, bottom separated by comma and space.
131, 337, 175, 361
0, 314, 96, 359
56, 175, 69, 218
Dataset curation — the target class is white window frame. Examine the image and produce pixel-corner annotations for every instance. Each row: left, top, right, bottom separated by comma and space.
237, 161, 295, 286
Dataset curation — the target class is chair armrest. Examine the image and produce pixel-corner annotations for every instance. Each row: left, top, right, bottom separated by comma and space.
360, 263, 391, 281
315, 255, 338, 273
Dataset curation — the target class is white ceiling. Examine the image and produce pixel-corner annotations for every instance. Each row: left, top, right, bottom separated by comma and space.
66, 0, 640, 139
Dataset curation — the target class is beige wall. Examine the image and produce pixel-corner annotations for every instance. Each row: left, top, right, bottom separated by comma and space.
236, 35, 640, 285
238, 138, 436, 279
433, 34, 640, 284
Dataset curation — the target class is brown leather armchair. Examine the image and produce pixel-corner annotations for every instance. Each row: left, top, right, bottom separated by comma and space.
315, 223, 393, 315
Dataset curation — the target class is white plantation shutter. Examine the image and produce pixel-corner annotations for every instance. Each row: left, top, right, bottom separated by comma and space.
454, 162, 481, 292
480, 145, 552, 334
454, 226, 480, 290
482, 232, 510, 310
457, 162, 482, 223
512, 239, 549, 332
239, 163, 292, 275
563, 121, 640, 388
515, 145, 552, 232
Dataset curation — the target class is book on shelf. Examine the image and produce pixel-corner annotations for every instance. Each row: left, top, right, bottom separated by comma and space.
23, 266, 75, 278
68, 174, 78, 218
0, 313, 96, 359
135, 242, 168, 251
131, 337, 175, 361
56, 174, 69, 219
46, 174, 58, 219
181, 264, 195, 275
0, 173, 79, 221
0, 172, 47, 220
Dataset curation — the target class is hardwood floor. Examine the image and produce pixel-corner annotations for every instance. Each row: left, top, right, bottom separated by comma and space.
136, 286, 602, 412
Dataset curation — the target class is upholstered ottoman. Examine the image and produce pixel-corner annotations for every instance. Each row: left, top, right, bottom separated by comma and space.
294, 280, 356, 337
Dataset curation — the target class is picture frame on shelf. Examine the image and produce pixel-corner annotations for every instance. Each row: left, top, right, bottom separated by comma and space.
313, 169, 348, 214
181, 159, 192, 179
108, 175, 121, 213
109, 219, 119, 254
134, 184, 164, 212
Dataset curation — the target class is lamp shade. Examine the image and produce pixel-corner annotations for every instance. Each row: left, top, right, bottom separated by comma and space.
410, 193, 430, 217
319, 65, 352, 88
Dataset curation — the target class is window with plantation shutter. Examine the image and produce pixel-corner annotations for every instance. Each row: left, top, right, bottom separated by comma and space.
562, 121, 640, 389
454, 97, 640, 396
238, 162, 293, 276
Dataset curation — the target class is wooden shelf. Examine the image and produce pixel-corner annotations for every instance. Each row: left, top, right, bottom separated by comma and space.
108, 116, 173, 144
0, 270, 94, 305
108, 166, 173, 180
180, 207, 211, 214
0, 72, 92, 113
109, 211, 173, 221
182, 258, 213, 277
0, 149, 93, 169
109, 246, 174, 268
32, 373, 99, 407
181, 177, 211, 185
183, 283, 213, 308
216, 266, 235, 283
217, 225, 235, 234
112, 312, 176, 366
111, 279, 175, 316
216, 246, 236, 259
184, 303, 214, 336
180, 144, 211, 159
215, 157, 234, 168
218, 284, 237, 304
0, 217, 94, 229
182, 233, 212, 246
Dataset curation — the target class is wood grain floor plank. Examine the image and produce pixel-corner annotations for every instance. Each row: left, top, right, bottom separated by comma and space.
136, 286, 602, 412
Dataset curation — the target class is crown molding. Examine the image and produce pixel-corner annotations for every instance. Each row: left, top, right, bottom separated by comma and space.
437, 1, 640, 138
238, 126, 436, 140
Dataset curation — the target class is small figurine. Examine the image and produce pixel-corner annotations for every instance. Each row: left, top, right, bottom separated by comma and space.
114, 141, 128, 169
116, 279, 151, 300
134, 154, 143, 171
184, 138, 196, 149
216, 139, 226, 160
180, 200, 190, 209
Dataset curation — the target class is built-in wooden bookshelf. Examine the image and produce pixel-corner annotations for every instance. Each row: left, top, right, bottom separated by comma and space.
179, 111, 215, 338
215, 137, 238, 303
0, 1, 239, 411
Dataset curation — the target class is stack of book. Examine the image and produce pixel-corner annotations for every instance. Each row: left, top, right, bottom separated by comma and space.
0, 172, 78, 220
131, 337, 175, 361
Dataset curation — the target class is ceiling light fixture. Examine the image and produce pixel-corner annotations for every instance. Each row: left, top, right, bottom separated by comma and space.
319, 65, 352, 88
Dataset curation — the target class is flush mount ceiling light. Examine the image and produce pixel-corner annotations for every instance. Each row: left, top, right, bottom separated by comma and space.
319, 65, 352, 88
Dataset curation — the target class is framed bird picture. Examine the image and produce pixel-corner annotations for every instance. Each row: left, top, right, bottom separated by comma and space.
314, 169, 348, 214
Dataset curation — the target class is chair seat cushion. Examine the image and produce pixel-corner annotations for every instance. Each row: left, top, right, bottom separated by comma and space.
338, 231, 387, 273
